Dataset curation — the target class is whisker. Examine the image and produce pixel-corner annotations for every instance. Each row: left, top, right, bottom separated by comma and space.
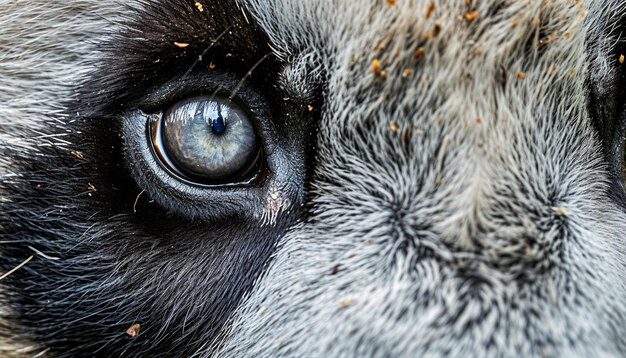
31, 347, 51, 358
0, 255, 34, 281
229, 53, 271, 100
133, 189, 146, 214
180, 25, 234, 80
29, 245, 61, 261
208, 84, 225, 103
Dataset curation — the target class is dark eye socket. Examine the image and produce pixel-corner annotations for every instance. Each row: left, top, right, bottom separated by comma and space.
150, 96, 263, 186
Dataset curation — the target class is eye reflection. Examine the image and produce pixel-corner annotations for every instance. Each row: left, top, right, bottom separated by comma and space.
150, 96, 261, 184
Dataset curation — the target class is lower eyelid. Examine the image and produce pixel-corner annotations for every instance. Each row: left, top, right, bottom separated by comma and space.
123, 111, 264, 219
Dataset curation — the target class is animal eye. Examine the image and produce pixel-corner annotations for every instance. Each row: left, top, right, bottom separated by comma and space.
150, 96, 262, 185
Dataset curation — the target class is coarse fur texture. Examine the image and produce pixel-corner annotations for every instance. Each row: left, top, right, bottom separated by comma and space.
2, 0, 626, 357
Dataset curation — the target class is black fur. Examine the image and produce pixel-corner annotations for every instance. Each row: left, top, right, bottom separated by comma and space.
587, 11, 626, 175
0, 0, 319, 356
586, 12, 626, 210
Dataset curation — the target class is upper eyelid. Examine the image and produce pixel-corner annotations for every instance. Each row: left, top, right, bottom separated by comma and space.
136, 69, 261, 114
131, 69, 280, 158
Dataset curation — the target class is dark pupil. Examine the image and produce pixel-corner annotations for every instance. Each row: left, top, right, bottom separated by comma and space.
211, 105, 226, 135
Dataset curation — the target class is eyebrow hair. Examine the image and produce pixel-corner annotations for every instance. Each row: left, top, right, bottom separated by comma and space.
77, 0, 276, 118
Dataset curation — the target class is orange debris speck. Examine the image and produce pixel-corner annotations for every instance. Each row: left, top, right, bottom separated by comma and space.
389, 121, 399, 134
307, 105, 314, 112
174, 42, 190, 48
552, 207, 572, 217
338, 299, 358, 308
465, 11, 479, 22
403, 69, 414, 77
517, 72, 526, 79
387, 0, 396, 6
126, 323, 141, 338
209, 62, 216, 70
372, 59, 381, 75
70, 151, 84, 159
539, 34, 558, 46
415, 47, 426, 59
620, 54, 625, 64
549, 63, 558, 75
195, 2, 204, 12
425, 3, 436, 19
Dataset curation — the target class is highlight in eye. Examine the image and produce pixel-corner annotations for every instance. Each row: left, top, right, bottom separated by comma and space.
150, 96, 262, 184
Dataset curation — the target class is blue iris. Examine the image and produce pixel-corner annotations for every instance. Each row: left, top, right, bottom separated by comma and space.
159, 96, 260, 182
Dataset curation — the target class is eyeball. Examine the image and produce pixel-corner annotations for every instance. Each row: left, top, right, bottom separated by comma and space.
150, 96, 262, 185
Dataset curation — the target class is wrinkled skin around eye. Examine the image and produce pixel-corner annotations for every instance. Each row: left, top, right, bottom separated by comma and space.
159, 96, 260, 182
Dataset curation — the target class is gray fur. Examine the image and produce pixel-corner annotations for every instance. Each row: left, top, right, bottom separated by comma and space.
2, 0, 626, 357
217, 1, 626, 356
0, 2, 129, 355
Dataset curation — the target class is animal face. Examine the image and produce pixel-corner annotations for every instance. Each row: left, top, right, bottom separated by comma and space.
2, 0, 626, 356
